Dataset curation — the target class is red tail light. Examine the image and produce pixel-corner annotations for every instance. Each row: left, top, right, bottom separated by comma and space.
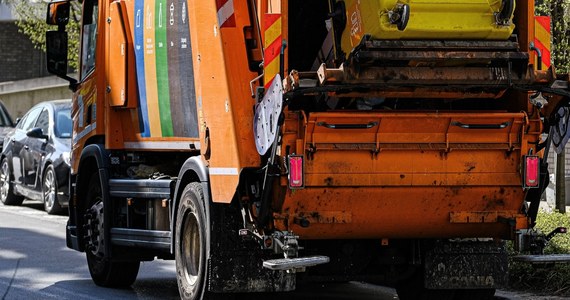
523, 156, 539, 188
288, 155, 304, 189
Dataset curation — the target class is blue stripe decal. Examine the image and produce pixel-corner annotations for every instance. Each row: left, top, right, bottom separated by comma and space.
135, 0, 150, 137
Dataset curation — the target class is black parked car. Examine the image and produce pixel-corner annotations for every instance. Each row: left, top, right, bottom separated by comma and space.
0, 99, 72, 214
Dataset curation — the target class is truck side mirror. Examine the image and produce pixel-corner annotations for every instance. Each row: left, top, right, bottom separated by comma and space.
46, 30, 78, 89
46, 1, 70, 26
46, 0, 77, 90
46, 30, 69, 77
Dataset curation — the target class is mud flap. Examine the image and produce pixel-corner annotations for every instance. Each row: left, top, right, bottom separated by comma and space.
206, 201, 296, 293
424, 241, 508, 289
208, 253, 296, 293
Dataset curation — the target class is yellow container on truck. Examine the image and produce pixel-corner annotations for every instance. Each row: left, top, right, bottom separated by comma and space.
340, 0, 516, 56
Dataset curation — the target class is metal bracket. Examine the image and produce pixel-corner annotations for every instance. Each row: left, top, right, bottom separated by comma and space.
515, 227, 567, 254
238, 230, 301, 258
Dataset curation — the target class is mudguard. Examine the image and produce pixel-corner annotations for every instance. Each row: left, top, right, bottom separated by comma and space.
424, 241, 508, 289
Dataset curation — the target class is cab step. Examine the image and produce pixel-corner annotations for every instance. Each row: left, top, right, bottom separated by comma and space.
513, 254, 570, 264
263, 256, 330, 271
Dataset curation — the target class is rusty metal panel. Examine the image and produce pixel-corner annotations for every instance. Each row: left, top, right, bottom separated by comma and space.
276, 186, 524, 240
449, 211, 518, 224
304, 112, 526, 154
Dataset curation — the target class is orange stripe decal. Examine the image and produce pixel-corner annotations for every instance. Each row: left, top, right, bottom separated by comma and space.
143, 0, 162, 137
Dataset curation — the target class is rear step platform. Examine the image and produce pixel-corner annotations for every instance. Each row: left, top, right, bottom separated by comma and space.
263, 256, 330, 271
513, 254, 570, 264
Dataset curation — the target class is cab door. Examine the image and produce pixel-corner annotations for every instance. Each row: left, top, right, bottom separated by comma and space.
25, 108, 50, 189
9, 107, 42, 187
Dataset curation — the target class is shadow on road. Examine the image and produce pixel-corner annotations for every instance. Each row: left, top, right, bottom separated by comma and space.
21, 199, 68, 216
0, 226, 179, 300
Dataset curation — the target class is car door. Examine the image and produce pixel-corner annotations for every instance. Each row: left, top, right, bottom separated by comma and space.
25, 107, 50, 189
10, 106, 42, 187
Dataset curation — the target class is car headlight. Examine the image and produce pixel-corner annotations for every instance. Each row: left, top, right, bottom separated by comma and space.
62, 152, 71, 166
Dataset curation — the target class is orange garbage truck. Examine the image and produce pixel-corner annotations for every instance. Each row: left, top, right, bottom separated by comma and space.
45, 0, 570, 299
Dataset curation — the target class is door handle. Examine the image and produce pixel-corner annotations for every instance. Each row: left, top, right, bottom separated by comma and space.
24, 145, 29, 150
317, 121, 379, 129
451, 121, 510, 129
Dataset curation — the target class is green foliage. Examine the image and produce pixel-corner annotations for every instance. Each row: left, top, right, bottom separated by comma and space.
5, 0, 81, 70
535, 210, 570, 254
509, 211, 570, 296
536, 0, 570, 73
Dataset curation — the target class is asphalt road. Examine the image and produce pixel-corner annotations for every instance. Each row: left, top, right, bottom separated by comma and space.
0, 200, 563, 300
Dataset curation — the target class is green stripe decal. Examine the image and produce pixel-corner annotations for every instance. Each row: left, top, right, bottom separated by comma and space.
155, 0, 174, 137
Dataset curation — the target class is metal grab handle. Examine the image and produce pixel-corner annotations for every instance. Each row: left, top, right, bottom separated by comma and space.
317, 121, 378, 129
451, 121, 510, 129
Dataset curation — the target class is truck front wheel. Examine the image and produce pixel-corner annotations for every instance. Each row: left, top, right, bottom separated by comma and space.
176, 182, 210, 300
84, 173, 140, 287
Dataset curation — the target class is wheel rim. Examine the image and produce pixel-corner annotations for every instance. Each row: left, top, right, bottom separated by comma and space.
181, 211, 201, 286
43, 168, 56, 210
0, 161, 10, 203
86, 200, 105, 257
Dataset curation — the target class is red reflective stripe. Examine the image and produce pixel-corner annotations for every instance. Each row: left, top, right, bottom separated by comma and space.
265, 36, 282, 64
263, 13, 281, 33
536, 16, 551, 32
263, 13, 282, 89
533, 38, 551, 69
534, 16, 551, 68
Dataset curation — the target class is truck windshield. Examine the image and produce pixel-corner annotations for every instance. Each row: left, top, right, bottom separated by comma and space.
80, 0, 99, 80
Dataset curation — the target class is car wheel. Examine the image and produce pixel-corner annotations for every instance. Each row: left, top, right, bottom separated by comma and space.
43, 164, 62, 214
0, 158, 24, 206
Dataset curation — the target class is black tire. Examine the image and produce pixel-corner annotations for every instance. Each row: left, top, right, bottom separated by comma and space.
176, 182, 210, 300
84, 173, 140, 287
43, 165, 63, 214
0, 158, 24, 206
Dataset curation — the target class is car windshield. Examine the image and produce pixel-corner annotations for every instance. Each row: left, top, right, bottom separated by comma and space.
55, 108, 72, 138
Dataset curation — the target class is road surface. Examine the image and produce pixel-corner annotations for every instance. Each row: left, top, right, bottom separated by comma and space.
0, 200, 564, 300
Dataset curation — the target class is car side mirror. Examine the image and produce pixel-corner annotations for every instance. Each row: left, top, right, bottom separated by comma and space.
26, 127, 49, 140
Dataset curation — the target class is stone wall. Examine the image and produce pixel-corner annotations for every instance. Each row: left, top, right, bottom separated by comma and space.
0, 76, 71, 119
0, 22, 50, 82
